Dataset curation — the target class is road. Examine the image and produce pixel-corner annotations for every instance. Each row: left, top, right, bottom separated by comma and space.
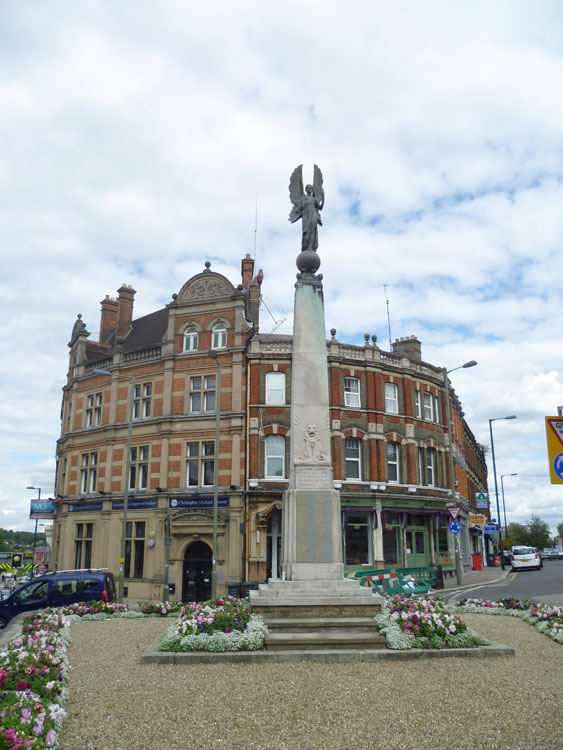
448, 558, 563, 606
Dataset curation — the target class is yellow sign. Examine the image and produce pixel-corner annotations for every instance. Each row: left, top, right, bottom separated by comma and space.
545, 417, 563, 485
470, 514, 486, 526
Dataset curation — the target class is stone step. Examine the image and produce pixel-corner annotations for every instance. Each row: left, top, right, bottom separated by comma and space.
251, 595, 377, 606
265, 630, 387, 651
252, 603, 381, 618
263, 579, 367, 591
254, 587, 374, 599
264, 617, 380, 634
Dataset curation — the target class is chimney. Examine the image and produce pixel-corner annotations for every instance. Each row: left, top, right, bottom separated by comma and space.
392, 335, 421, 361
241, 254, 255, 289
99, 295, 118, 343
247, 272, 262, 328
116, 284, 136, 340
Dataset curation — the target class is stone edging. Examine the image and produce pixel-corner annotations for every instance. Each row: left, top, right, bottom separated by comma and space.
140, 634, 514, 664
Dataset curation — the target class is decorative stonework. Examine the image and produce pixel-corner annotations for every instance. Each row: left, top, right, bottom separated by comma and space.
176, 272, 235, 304
293, 408, 331, 466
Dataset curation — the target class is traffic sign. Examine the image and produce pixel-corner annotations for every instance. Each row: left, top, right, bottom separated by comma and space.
449, 520, 461, 535
545, 417, 563, 484
447, 506, 461, 521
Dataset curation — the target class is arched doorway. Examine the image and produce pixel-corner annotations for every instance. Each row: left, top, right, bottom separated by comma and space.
182, 541, 212, 602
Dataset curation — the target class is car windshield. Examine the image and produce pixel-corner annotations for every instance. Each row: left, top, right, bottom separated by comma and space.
514, 548, 534, 556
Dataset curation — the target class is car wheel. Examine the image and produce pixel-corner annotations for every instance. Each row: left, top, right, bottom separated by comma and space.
511, 567, 516, 573
0, 617, 7, 630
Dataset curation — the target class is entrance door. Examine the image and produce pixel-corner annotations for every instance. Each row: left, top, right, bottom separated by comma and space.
182, 541, 212, 603
405, 529, 427, 567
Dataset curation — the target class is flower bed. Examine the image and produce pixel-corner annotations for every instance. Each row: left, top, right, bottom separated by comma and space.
158, 596, 268, 652
375, 594, 489, 650
138, 601, 182, 617
454, 598, 563, 644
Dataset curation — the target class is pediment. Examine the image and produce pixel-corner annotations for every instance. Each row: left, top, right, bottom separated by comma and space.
176, 269, 235, 304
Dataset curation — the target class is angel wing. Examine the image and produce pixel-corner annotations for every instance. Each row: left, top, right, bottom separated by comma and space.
312, 164, 324, 209
288, 164, 304, 223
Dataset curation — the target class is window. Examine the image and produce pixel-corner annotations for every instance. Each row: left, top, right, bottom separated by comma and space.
426, 449, 436, 486
183, 326, 199, 352
265, 435, 285, 478
415, 391, 440, 422
344, 377, 361, 408
384, 382, 399, 414
345, 438, 361, 480
189, 375, 216, 413
186, 441, 215, 487
54, 578, 80, 600
345, 513, 371, 565
386, 442, 399, 483
86, 392, 102, 427
80, 452, 98, 493
265, 372, 285, 405
74, 523, 93, 568
133, 383, 152, 420
125, 521, 145, 579
212, 323, 227, 349
129, 446, 149, 491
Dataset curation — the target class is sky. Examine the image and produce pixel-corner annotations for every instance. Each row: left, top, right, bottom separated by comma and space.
1, 0, 562, 537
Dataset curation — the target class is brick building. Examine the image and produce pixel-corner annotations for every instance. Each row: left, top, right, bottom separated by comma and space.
51, 256, 488, 601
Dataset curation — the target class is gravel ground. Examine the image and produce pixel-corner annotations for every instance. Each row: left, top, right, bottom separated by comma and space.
59, 614, 563, 750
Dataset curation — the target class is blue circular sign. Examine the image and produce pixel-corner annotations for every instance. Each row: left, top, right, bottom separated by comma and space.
449, 520, 461, 534
553, 453, 563, 481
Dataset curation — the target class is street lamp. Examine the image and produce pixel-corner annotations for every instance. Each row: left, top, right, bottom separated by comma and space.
94, 368, 135, 603
500, 473, 517, 538
489, 416, 517, 570
26, 486, 41, 579
207, 350, 222, 599
443, 360, 477, 585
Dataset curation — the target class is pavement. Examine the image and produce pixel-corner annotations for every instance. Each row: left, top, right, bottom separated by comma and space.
439, 564, 510, 598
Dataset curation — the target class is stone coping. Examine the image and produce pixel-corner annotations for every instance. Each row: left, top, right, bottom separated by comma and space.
140, 634, 515, 664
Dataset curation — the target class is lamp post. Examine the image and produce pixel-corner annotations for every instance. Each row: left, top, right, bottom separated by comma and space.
489, 416, 517, 570
443, 360, 477, 585
207, 350, 222, 600
94, 368, 135, 603
26, 486, 41, 579
500, 473, 517, 538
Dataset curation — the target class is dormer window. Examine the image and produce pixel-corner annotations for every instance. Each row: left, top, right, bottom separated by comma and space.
212, 323, 227, 349
183, 326, 199, 352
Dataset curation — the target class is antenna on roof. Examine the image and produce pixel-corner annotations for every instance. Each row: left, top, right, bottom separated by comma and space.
383, 284, 392, 350
260, 295, 286, 333
254, 197, 258, 259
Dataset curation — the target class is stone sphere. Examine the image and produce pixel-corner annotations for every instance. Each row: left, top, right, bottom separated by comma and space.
296, 250, 321, 274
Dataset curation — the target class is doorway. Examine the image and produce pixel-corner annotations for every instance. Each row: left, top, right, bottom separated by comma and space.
182, 541, 212, 602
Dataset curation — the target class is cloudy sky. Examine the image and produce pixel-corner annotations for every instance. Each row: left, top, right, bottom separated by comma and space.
2, 1, 562, 536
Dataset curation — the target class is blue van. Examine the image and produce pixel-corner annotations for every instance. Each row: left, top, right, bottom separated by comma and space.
0, 568, 116, 629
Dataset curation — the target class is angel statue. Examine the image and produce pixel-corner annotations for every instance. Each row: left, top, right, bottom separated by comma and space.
288, 164, 325, 253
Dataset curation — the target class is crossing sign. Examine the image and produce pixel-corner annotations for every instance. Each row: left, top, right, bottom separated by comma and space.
545, 417, 563, 484
447, 506, 461, 521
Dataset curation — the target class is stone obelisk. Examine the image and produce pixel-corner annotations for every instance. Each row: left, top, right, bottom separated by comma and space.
282, 164, 343, 580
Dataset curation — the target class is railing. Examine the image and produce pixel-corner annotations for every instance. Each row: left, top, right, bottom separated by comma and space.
258, 340, 293, 354
124, 346, 161, 362
84, 358, 113, 374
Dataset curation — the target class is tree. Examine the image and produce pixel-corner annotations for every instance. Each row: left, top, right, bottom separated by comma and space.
526, 515, 551, 551
506, 522, 529, 547
557, 521, 563, 544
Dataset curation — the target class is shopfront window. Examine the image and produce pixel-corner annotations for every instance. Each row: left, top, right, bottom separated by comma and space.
345, 513, 371, 566
382, 511, 401, 566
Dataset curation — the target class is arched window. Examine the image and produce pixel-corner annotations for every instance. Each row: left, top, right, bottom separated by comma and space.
212, 323, 227, 349
386, 442, 400, 483
265, 435, 285, 478
265, 372, 285, 404
183, 326, 199, 352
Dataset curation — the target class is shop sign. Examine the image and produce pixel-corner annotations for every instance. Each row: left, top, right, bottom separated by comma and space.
484, 524, 498, 533
68, 502, 103, 513
169, 496, 229, 509
112, 498, 158, 511
475, 492, 489, 509
470, 513, 486, 526
30, 501, 55, 519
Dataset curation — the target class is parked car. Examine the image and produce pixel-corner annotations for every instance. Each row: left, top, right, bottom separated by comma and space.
510, 546, 542, 572
541, 548, 558, 560
0, 568, 116, 629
